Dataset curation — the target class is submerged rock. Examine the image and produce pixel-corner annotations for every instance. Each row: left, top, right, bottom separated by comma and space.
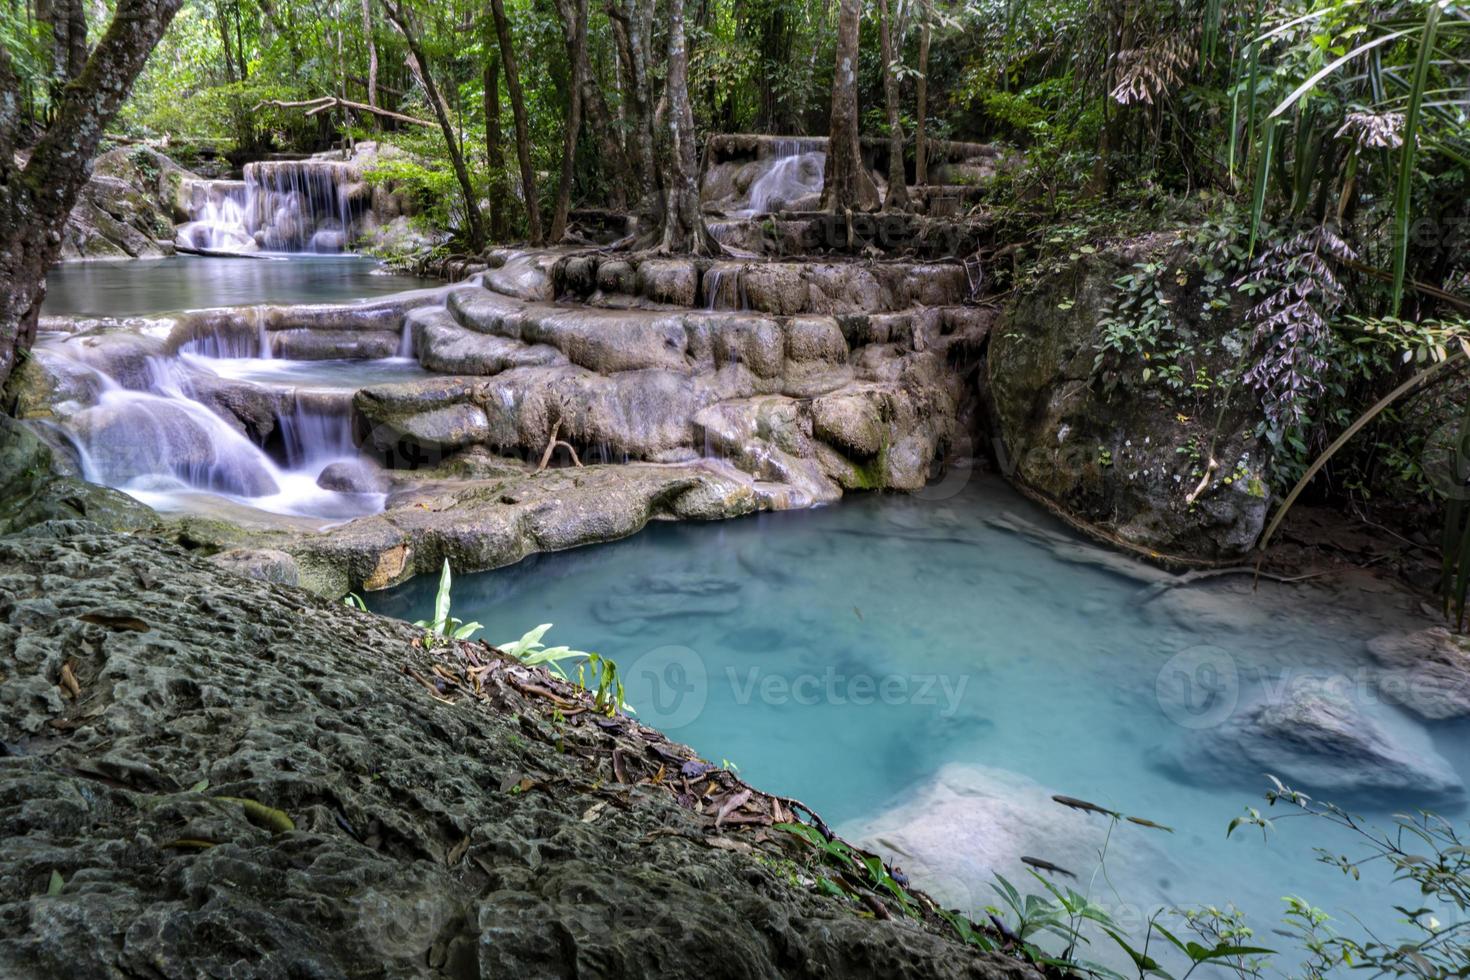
1366, 627, 1470, 720
0, 526, 1035, 980
1156, 686, 1464, 804
840, 764, 1179, 922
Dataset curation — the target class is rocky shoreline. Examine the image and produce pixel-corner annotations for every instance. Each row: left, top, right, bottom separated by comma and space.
0, 520, 1039, 979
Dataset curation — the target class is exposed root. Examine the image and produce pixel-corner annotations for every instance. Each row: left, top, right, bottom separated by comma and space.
1184, 456, 1219, 506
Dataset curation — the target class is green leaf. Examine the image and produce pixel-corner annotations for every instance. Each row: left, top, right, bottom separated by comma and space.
1392, 2, 1444, 315
46, 870, 64, 897
431, 559, 453, 634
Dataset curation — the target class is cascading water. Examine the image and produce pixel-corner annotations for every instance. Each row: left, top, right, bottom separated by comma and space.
45, 327, 396, 522
745, 152, 826, 214
176, 159, 365, 255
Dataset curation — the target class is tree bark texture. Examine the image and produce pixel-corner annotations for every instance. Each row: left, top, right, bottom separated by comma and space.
0, 0, 184, 395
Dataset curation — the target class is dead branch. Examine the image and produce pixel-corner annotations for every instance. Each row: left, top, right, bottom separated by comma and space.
252, 96, 435, 129
536, 420, 584, 472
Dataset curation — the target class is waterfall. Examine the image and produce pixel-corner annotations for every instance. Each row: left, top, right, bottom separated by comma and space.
46, 324, 387, 521
702, 264, 746, 311
177, 159, 363, 255
744, 147, 826, 215
277, 395, 356, 469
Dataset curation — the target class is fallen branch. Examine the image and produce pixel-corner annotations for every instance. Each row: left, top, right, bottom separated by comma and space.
1130, 566, 1329, 606
174, 243, 280, 260
252, 96, 435, 129
536, 420, 584, 472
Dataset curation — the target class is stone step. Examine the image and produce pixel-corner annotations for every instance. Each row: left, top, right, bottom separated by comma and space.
554, 254, 969, 315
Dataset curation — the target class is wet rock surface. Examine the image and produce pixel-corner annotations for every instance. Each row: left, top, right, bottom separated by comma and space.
19, 245, 990, 596
0, 525, 1038, 980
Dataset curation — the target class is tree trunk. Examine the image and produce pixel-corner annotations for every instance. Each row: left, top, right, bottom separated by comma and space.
483, 47, 509, 240
643, 0, 719, 254
876, 0, 909, 211
605, 0, 657, 211
490, 0, 543, 243
915, 0, 931, 186
821, 0, 874, 212
382, 0, 485, 249
579, 61, 628, 210
0, 0, 184, 395
360, 0, 379, 124
550, 0, 588, 241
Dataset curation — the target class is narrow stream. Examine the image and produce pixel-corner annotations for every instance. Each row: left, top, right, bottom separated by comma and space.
367, 477, 1467, 961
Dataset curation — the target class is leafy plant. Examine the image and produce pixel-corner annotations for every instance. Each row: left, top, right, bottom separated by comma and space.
413, 560, 483, 646
497, 623, 630, 716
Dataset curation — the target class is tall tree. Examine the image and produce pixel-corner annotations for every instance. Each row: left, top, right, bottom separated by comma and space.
360, 0, 379, 122
876, 0, 909, 210
606, 0, 658, 210
483, 44, 509, 240
381, 0, 486, 249
550, 0, 589, 241
489, 0, 543, 243
821, 0, 875, 212
914, 0, 932, 186
644, 0, 720, 253
0, 0, 184, 394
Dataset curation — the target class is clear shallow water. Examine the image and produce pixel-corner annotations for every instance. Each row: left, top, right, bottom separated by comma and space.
368, 476, 1470, 962
42, 254, 434, 316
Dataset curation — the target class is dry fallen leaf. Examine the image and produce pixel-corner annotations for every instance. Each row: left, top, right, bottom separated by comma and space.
78, 613, 150, 633
58, 662, 81, 699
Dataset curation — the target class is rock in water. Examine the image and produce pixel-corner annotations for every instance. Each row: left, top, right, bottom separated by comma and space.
1156, 686, 1464, 804
316, 459, 389, 494
0, 527, 1036, 980
1366, 627, 1470, 720
839, 764, 1179, 922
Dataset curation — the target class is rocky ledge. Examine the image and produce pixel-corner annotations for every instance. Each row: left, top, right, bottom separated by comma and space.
0, 522, 1036, 979
18, 247, 990, 596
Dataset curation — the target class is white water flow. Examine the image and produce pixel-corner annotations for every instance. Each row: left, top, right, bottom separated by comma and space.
702, 265, 747, 310
743, 142, 827, 215
176, 160, 359, 254
46, 335, 422, 521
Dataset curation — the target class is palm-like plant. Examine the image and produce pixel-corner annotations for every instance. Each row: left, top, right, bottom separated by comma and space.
1234, 0, 1470, 311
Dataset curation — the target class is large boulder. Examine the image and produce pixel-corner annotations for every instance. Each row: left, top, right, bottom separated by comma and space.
988, 232, 1271, 562
59, 147, 197, 260
0, 416, 155, 535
